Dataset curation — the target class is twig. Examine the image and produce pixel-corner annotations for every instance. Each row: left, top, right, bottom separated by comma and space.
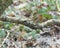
0, 25, 19, 48
0, 30, 10, 48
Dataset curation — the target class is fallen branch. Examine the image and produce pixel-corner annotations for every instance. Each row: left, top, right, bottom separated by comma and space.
0, 16, 60, 30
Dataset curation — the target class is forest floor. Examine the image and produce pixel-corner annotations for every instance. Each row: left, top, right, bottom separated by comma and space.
0, 0, 60, 48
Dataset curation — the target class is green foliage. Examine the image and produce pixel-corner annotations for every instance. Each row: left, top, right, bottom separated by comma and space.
23, 30, 38, 39
36, 29, 40, 33
37, 7, 48, 14
33, 0, 41, 6
24, 27, 32, 33
52, 15, 58, 19
42, 14, 52, 19
27, 30, 40, 39
0, 29, 6, 38
4, 22, 14, 29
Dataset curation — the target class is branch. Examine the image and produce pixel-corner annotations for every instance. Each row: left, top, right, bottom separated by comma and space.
0, 16, 60, 30
0, 16, 42, 29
